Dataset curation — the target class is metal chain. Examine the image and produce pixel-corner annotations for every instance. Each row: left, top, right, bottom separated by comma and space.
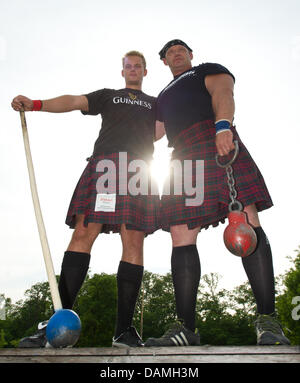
215, 140, 243, 212
225, 165, 243, 211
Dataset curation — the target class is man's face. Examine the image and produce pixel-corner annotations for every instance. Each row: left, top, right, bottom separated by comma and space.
163, 44, 193, 74
122, 56, 147, 87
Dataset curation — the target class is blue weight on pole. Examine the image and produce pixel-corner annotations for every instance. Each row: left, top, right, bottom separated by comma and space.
46, 309, 81, 348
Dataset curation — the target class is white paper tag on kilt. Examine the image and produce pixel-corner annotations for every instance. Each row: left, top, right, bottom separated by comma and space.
95, 193, 116, 212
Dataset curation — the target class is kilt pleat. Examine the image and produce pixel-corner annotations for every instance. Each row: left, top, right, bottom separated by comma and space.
160, 120, 273, 231
65, 153, 161, 234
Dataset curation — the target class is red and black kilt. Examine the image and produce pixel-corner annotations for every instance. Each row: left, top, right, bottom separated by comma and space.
66, 153, 161, 234
160, 120, 273, 231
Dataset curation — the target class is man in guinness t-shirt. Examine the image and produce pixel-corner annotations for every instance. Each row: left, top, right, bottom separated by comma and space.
11, 51, 160, 348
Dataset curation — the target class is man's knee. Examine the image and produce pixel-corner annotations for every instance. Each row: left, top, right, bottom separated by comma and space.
122, 236, 144, 254
171, 224, 199, 247
121, 225, 144, 246
121, 226, 144, 264
244, 204, 260, 227
70, 216, 102, 247
72, 227, 96, 243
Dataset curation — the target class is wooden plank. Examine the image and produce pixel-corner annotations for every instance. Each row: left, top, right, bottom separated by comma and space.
0, 346, 299, 363
0, 354, 299, 363
0, 353, 300, 363
0, 345, 298, 356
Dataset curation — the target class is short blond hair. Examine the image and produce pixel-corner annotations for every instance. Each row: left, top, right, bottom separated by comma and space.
122, 50, 146, 69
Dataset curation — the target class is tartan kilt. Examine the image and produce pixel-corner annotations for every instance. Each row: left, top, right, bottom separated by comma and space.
65, 152, 161, 234
160, 120, 273, 231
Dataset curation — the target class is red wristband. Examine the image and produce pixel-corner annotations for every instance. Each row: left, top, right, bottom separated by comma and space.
32, 100, 42, 111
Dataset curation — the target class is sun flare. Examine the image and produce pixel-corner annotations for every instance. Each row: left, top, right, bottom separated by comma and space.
150, 148, 171, 195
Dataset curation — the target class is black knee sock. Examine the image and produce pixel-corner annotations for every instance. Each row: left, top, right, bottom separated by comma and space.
115, 261, 144, 338
171, 245, 201, 332
242, 227, 275, 315
58, 251, 91, 309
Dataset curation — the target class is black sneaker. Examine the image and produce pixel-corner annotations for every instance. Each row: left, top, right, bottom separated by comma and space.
144, 321, 200, 347
18, 321, 50, 348
112, 326, 144, 348
255, 313, 291, 345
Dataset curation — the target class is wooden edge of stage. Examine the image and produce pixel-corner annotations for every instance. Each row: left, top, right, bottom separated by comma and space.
0, 345, 299, 363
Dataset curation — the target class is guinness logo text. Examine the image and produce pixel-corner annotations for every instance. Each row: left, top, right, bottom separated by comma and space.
113, 96, 152, 109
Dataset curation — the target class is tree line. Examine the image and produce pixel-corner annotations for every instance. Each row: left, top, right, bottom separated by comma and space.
0, 249, 299, 347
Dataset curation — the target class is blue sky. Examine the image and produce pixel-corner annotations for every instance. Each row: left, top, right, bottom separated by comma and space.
1, 0, 300, 303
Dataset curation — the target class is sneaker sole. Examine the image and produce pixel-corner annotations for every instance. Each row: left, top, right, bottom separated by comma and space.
145, 333, 200, 347
258, 331, 291, 345
145, 340, 200, 347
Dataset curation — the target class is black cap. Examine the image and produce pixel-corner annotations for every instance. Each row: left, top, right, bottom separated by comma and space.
159, 39, 193, 60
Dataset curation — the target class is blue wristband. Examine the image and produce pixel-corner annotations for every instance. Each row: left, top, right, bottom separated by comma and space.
215, 120, 230, 134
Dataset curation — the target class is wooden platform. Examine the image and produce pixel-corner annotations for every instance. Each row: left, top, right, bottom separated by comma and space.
0, 345, 299, 363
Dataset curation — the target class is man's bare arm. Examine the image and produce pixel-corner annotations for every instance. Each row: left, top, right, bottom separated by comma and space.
205, 73, 235, 156
205, 73, 235, 123
155, 120, 166, 141
11, 94, 89, 113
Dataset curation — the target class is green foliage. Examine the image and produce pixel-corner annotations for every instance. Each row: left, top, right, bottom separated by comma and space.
75, 273, 117, 347
276, 249, 300, 345
134, 271, 176, 340
0, 330, 8, 348
196, 273, 256, 345
0, 282, 53, 347
1, 249, 299, 347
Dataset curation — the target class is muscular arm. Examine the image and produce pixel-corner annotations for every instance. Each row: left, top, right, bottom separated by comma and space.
42, 95, 89, 113
155, 120, 166, 141
205, 73, 235, 122
205, 73, 235, 156
11, 94, 89, 113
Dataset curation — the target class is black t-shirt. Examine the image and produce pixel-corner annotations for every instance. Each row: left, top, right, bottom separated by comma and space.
156, 63, 235, 147
82, 88, 156, 160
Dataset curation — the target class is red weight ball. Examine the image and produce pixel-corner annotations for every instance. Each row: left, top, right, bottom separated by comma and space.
224, 210, 257, 257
